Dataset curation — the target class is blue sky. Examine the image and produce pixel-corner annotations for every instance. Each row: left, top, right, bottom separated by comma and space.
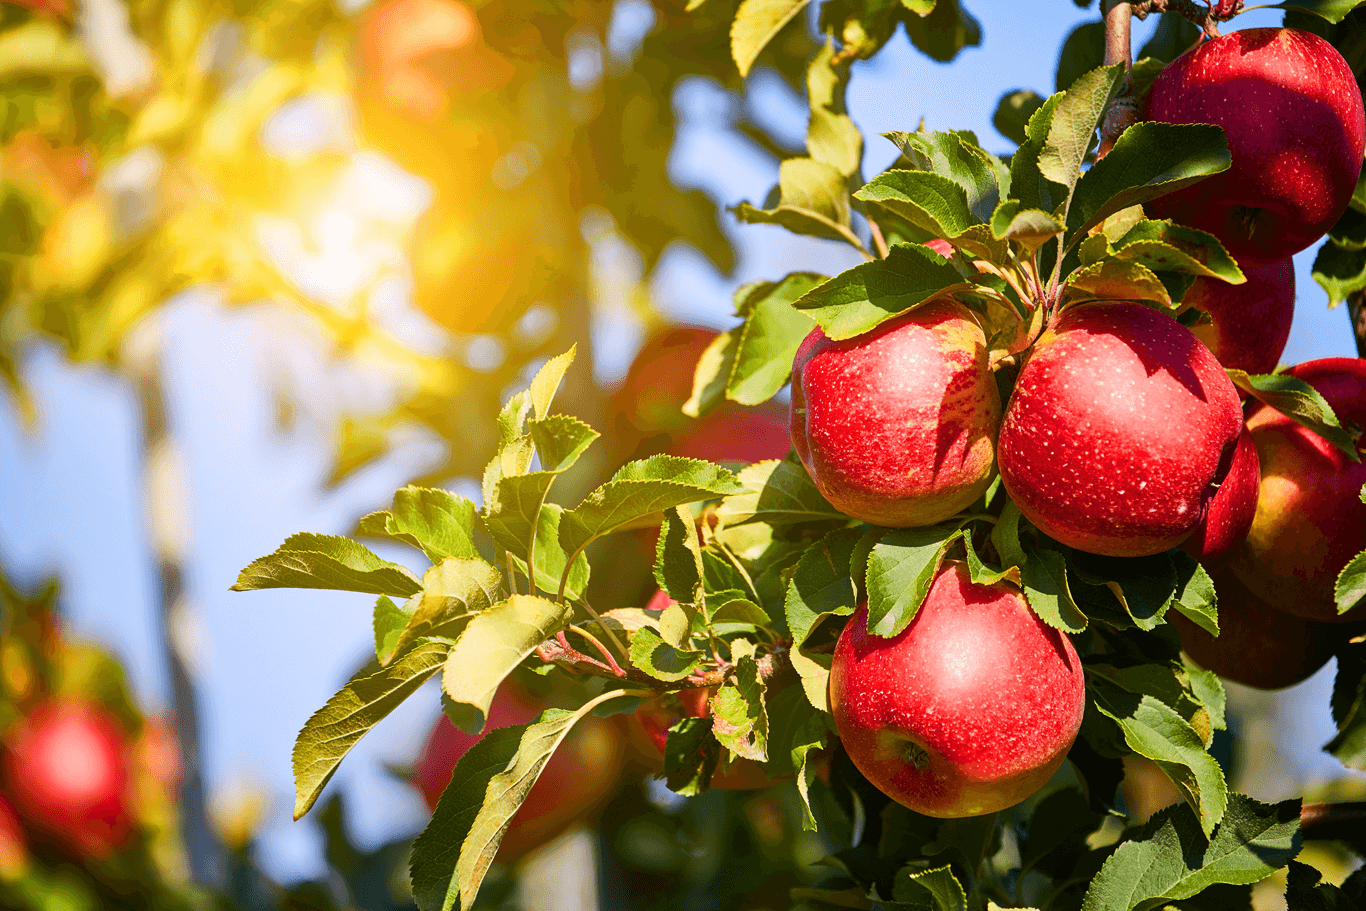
0, 0, 1358, 884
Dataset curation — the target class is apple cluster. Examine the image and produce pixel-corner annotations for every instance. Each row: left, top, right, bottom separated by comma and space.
795, 26, 1366, 818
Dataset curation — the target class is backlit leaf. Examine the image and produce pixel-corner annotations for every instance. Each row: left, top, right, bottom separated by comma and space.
441, 595, 574, 734
731, 0, 812, 77
558, 456, 747, 561
528, 346, 576, 420
786, 527, 863, 711
791, 243, 969, 340
383, 558, 502, 664
293, 641, 447, 820
684, 327, 742, 419
727, 273, 823, 406
232, 533, 423, 597
629, 627, 703, 682
853, 170, 979, 240
718, 456, 844, 526
1337, 550, 1366, 616
1038, 63, 1125, 215
864, 524, 963, 637
712, 655, 768, 760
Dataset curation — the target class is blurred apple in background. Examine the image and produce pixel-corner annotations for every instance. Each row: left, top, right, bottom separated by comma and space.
2, 701, 134, 859
410, 680, 624, 858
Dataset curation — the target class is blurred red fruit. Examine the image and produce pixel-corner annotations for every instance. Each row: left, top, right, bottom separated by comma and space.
0, 794, 27, 878
411, 683, 623, 857
3, 701, 134, 858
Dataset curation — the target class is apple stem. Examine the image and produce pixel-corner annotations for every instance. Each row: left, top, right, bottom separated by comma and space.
868, 218, 890, 258
1097, 1, 1136, 161
1301, 801, 1366, 841
574, 595, 631, 663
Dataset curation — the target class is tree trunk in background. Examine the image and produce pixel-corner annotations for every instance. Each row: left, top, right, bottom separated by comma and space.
1349, 290, 1366, 357
133, 365, 225, 887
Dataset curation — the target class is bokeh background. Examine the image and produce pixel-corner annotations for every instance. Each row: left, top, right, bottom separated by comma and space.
0, 0, 1361, 904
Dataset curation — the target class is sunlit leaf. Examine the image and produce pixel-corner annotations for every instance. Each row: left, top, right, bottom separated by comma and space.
232, 533, 423, 597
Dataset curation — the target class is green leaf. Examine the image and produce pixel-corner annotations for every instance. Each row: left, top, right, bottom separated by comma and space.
410, 690, 635, 911
441, 595, 574, 733
373, 595, 408, 662
1038, 63, 1125, 220
806, 37, 861, 177
882, 129, 1008, 223
628, 627, 703, 682
1019, 540, 1088, 633
712, 655, 768, 760
1063, 259, 1170, 309
785, 527, 863, 711
1337, 551, 1366, 616
655, 504, 705, 606
1275, 0, 1366, 24
993, 89, 1045, 146
507, 505, 590, 602
1068, 123, 1231, 235
864, 524, 963, 638
1055, 19, 1105, 93
1172, 551, 1219, 637
528, 414, 598, 472
1185, 663, 1227, 734
1067, 550, 1177, 631
1111, 220, 1244, 284
894, 865, 967, 910
1329, 207, 1366, 251
961, 530, 1018, 588
1227, 370, 1361, 463
663, 717, 720, 795
293, 641, 447, 820
791, 243, 968, 340
727, 274, 823, 406
734, 158, 861, 248
683, 327, 742, 419
1080, 794, 1301, 911
366, 487, 481, 564
528, 347, 576, 420
789, 707, 828, 830
990, 199, 1063, 247
730, 0, 812, 77
384, 558, 503, 664
1313, 241, 1366, 307
559, 455, 746, 562
1285, 860, 1360, 911
718, 456, 845, 526
1010, 91, 1066, 214
853, 170, 979, 240
232, 533, 423, 597
1327, 639, 1366, 770
1089, 675, 1227, 836
904, 0, 980, 62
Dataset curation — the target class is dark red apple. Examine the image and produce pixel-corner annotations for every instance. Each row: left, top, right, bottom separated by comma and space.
1229, 357, 1366, 622
411, 681, 624, 857
1181, 425, 1260, 567
998, 302, 1243, 557
829, 562, 1085, 817
790, 300, 1001, 527
1144, 28, 1366, 263
2, 701, 134, 858
1171, 569, 1351, 690
1184, 259, 1295, 377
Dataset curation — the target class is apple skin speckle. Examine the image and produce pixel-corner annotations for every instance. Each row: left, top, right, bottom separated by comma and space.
829, 562, 1085, 818
1144, 27, 1365, 264
790, 300, 1001, 527
998, 302, 1244, 557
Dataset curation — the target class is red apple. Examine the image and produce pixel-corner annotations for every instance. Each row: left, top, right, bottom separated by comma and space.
790, 300, 1001, 527
1229, 357, 1366, 622
628, 688, 786, 791
1184, 259, 1295, 377
2, 701, 134, 858
1171, 569, 1351, 690
998, 302, 1243, 557
829, 562, 1085, 817
1143, 28, 1366, 264
411, 681, 623, 857
1180, 425, 1260, 567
